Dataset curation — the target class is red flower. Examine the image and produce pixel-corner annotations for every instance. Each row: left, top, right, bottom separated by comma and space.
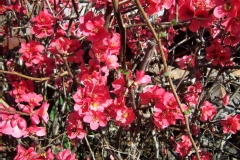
14, 144, 39, 160
49, 37, 72, 55
176, 54, 195, 69
115, 108, 136, 126
19, 41, 44, 56
191, 124, 200, 135
31, 9, 56, 38
111, 74, 127, 96
178, 0, 195, 21
206, 42, 231, 66
163, 92, 178, 109
224, 34, 240, 46
66, 112, 87, 139
30, 113, 40, 125
48, 37, 83, 63
175, 135, 192, 157
153, 110, 176, 129
192, 150, 212, 160
222, 16, 240, 35
189, 9, 214, 32
221, 114, 240, 134
139, 85, 165, 105
73, 83, 112, 116
142, 0, 163, 15
79, 11, 109, 42
200, 101, 217, 122
192, 0, 215, 10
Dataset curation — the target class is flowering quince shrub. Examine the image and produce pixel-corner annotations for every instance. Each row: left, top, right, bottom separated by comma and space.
1, 0, 240, 159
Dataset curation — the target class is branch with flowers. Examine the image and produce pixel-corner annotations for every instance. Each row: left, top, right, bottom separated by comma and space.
1, 0, 240, 159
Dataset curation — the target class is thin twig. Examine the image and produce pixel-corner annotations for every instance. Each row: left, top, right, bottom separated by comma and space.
41, 131, 67, 150
62, 57, 78, 85
85, 136, 96, 160
0, 70, 68, 82
0, 98, 10, 108
71, 0, 80, 18
0, 107, 30, 116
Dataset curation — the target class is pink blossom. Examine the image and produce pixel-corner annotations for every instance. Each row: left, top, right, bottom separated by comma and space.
56, 149, 77, 160
103, 33, 121, 55
213, 0, 238, 19
105, 54, 119, 69
23, 125, 46, 137
83, 111, 107, 130
135, 70, 151, 85
21, 92, 43, 107
36, 101, 50, 123
221, 94, 230, 106
200, 101, 217, 122
0, 105, 27, 138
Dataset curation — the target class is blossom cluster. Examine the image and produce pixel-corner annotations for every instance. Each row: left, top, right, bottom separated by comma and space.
139, 85, 187, 129
1, 0, 240, 159
1, 79, 48, 138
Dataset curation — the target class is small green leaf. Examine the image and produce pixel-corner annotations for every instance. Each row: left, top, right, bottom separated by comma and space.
184, 108, 191, 115
163, 72, 170, 76
63, 137, 71, 149
118, 68, 123, 73
170, 19, 177, 26
159, 31, 167, 38
123, 70, 129, 75
49, 105, 56, 122
59, 96, 64, 105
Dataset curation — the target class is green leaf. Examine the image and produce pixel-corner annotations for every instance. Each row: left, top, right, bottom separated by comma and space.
159, 31, 167, 38
63, 136, 71, 149
59, 96, 64, 105
49, 105, 56, 122
123, 70, 129, 75
184, 108, 191, 115
170, 19, 177, 26
163, 72, 170, 76
118, 68, 123, 73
